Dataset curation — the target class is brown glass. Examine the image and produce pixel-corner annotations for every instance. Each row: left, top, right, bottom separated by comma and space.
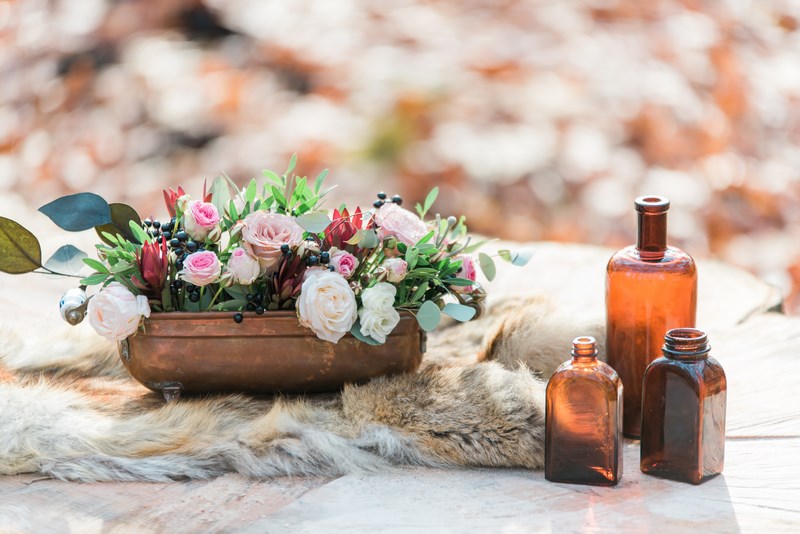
545, 337, 623, 486
606, 196, 697, 438
640, 328, 726, 485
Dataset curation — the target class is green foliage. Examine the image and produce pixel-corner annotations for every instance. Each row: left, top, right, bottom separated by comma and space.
39, 193, 111, 232
416, 300, 442, 331
95, 203, 141, 246
45, 245, 87, 276
0, 217, 42, 274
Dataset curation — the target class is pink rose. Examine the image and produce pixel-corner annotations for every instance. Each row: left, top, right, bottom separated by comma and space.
376, 203, 428, 246
454, 255, 477, 293
227, 247, 260, 285
381, 258, 408, 283
179, 250, 221, 286
241, 211, 305, 272
330, 251, 359, 279
184, 200, 220, 241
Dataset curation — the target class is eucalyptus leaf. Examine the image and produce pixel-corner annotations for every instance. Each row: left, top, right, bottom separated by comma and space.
45, 245, 87, 276
296, 211, 332, 234
442, 303, 477, 322
478, 252, 496, 281
349, 320, 383, 345
39, 193, 111, 232
510, 247, 535, 266
498, 249, 512, 262
209, 176, 233, 214
358, 229, 379, 249
95, 203, 141, 245
314, 169, 329, 193
416, 300, 442, 332
0, 217, 42, 274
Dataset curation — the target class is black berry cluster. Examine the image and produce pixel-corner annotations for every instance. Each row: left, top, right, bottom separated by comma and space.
245, 293, 266, 315
373, 191, 402, 208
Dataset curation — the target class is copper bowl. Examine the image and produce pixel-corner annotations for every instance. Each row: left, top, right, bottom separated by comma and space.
118, 311, 425, 400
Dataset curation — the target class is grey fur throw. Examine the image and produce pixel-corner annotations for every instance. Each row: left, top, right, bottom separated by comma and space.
0, 296, 602, 482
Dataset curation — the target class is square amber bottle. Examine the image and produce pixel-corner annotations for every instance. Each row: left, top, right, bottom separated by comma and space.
545, 337, 623, 486
640, 328, 727, 485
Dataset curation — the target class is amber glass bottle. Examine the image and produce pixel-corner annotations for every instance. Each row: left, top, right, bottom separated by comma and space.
640, 328, 726, 485
606, 196, 697, 438
545, 336, 623, 486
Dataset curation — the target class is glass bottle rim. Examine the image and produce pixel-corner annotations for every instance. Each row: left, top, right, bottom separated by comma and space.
663, 328, 710, 358
635, 195, 670, 214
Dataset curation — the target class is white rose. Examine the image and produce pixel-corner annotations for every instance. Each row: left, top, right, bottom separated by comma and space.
297, 272, 358, 344
358, 282, 400, 343
227, 247, 261, 285
87, 282, 150, 342
381, 258, 408, 283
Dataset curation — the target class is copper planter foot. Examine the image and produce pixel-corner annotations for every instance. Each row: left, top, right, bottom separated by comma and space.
161, 383, 183, 403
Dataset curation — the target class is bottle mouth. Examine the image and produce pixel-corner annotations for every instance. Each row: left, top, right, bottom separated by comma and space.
663, 328, 710, 357
571, 336, 598, 358
635, 195, 670, 214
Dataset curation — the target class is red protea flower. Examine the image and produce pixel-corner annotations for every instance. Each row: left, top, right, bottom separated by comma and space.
163, 186, 186, 218
133, 238, 169, 296
269, 249, 307, 309
324, 207, 363, 250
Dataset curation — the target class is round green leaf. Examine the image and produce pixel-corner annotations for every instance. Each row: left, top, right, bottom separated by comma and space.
95, 203, 142, 245
39, 192, 111, 232
442, 303, 477, 322
349, 320, 383, 345
416, 300, 442, 332
296, 211, 333, 234
45, 245, 88, 276
478, 252, 496, 281
0, 217, 42, 274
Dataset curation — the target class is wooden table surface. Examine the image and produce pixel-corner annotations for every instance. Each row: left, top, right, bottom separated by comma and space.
1, 242, 799, 533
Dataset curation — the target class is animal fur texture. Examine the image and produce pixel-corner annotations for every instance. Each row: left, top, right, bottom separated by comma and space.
0, 295, 600, 482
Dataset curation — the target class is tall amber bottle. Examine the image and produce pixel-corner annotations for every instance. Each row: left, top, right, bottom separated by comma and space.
640, 328, 726, 484
606, 196, 697, 438
545, 336, 623, 486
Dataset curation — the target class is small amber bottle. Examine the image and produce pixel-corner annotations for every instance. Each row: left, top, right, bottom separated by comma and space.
640, 328, 726, 485
606, 196, 697, 438
545, 336, 623, 486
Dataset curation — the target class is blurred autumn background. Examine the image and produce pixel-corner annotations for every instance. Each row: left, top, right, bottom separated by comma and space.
1, 0, 800, 310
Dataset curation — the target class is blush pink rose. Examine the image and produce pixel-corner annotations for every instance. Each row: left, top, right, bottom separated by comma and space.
454, 255, 477, 293
381, 258, 408, 283
376, 203, 428, 246
227, 247, 260, 285
330, 251, 359, 279
87, 282, 150, 342
184, 200, 220, 241
241, 211, 304, 272
179, 250, 221, 286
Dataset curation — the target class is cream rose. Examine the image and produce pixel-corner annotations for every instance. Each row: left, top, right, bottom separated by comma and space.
376, 203, 428, 246
227, 247, 260, 285
358, 282, 400, 343
87, 282, 150, 342
241, 211, 305, 272
381, 258, 408, 283
297, 272, 358, 343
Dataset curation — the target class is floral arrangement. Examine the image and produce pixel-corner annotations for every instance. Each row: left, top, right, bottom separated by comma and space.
0, 157, 532, 345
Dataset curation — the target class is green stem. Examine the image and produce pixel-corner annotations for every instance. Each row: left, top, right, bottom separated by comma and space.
206, 286, 224, 310
33, 268, 84, 279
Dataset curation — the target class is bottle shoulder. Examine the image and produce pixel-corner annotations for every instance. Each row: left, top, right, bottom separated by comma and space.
607, 245, 696, 274
644, 355, 725, 388
548, 359, 622, 390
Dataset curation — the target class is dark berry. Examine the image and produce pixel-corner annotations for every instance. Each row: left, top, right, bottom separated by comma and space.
255, 306, 265, 315
233, 313, 244, 324
175, 260, 184, 271
173, 279, 183, 288
162, 231, 172, 240
392, 195, 402, 205
186, 284, 196, 293
246, 303, 256, 311
246, 293, 254, 302
169, 238, 181, 248
280, 244, 290, 254
373, 200, 383, 208
186, 241, 198, 253
170, 285, 178, 294
377, 192, 387, 200
320, 251, 330, 264
175, 231, 188, 242
189, 292, 200, 303
307, 255, 319, 266
152, 220, 161, 229
328, 265, 336, 271
162, 221, 173, 232
144, 219, 152, 227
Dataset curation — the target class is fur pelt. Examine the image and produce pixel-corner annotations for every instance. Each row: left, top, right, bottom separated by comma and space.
0, 296, 601, 482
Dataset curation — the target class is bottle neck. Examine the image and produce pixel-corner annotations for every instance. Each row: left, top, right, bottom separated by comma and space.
662, 328, 710, 361
571, 336, 598, 364
636, 211, 667, 261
